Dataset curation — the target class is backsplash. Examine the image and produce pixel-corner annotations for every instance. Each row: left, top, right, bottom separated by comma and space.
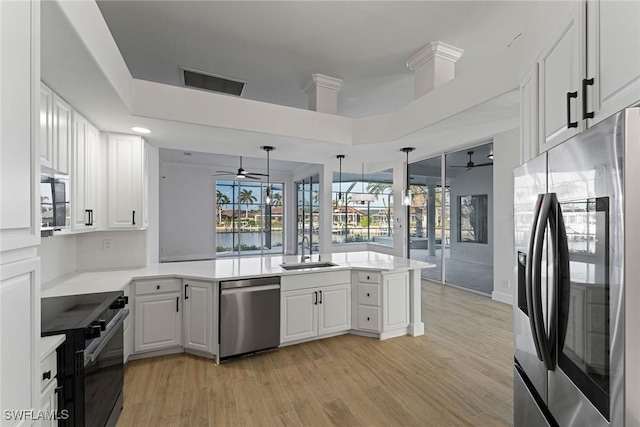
77, 231, 147, 270
40, 234, 78, 283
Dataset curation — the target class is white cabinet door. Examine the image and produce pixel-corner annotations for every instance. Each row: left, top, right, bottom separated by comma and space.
1, 0, 40, 252
382, 272, 409, 332
40, 83, 54, 169
586, 0, 640, 126
84, 123, 99, 229
107, 134, 145, 229
71, 113, 88, 231
40, 379, 58, 427
281, 288, 317, 344
1, 258, 39, 424
318, 283, 351, 335
134, 292, 182, 352
52, 93, 72, 175
183, 280, 214, 354
538, 4, 585, 152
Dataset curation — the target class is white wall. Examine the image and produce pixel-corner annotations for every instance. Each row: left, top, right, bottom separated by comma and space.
491, 128, 520, 304
39, 234, 77, 283
159, 162, 216, 261
449, 165, 494, 265
147, 145, 160, 263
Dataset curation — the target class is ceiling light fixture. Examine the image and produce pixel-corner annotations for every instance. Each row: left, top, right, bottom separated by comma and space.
487, 152, 494, 160
131, 126, 151, 134
261, 146, 275, 205
352, 163, 375, 204
336, 155, 345, 204
400, 147, 415, 206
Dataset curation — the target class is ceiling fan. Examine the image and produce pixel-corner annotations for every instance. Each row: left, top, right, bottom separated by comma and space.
449, 151, 493, 170
213, 156, 269, 180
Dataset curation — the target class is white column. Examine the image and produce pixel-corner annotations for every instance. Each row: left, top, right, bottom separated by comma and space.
408, 268, 425, 336
303, 74, 343, 115
406, 41, 464, 99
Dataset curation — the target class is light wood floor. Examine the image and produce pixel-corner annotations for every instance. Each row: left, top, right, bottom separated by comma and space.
118, 281, 513, 426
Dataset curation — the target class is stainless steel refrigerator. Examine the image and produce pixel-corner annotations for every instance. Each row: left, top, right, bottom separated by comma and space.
513, 107, 640, 426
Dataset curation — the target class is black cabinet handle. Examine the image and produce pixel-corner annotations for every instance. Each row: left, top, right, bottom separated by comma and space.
367, 276, 370, 280
566, 91, 578, 128
367, 293, 370, 297
367, 317, 370, 321
185, 284, 189, 299
90, 210, 94, 226
176, 296, 179, 312
85, 209, 91, 226
157, 285, 160, 290
313, 291, 317, 305
582, 78, 594, 119
132, 210, 136, 225
43, 370, 51, 380
319, 290, 322, 304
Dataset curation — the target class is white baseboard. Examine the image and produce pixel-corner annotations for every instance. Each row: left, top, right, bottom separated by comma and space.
492, 290, 513, 305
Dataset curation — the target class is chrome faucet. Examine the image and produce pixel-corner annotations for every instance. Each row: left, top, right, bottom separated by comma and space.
301, 236, 310, 262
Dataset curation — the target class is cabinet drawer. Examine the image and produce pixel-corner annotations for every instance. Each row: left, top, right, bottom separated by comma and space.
357, 306, 381, 332
135, 278, 181, 295
358, 284, 380, 306
40, 351, 57, 391
357, 271, 381, 284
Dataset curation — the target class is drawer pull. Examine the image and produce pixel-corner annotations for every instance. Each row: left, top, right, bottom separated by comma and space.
367, 276, 370, 280
157, 285, 160, 290
42, 370, 52, 381
367, 317, 370, 321
367, 293, 370, 297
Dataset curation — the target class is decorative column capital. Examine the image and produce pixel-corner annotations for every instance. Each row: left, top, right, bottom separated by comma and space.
303, 74, 344, 94
406, 41, 464, 71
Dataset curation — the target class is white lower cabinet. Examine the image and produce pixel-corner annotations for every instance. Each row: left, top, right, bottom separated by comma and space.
353, 270, 409, 336
281, 283, 350, 344
123, 284, 134, 362
134, 279, 182, 353
183, 279, 214, 354
40, 348, 59, 426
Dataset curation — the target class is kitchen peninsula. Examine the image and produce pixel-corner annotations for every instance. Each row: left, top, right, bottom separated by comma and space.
42, 251, 433, 363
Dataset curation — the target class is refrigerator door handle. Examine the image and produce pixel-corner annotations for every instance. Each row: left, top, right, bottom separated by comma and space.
526, 194, 545, 363
529, 193, 555, 370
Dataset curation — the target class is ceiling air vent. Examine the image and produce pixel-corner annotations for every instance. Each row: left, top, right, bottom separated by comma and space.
181, 67, 246, 97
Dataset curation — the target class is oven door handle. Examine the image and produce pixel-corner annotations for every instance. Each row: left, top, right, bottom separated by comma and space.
85, 309, 129, 365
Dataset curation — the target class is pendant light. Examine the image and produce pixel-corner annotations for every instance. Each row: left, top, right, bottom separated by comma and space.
352, 163, 375, 204
400, 147, 415, 206
261, 146, 275, 205
336, 155, 345, 204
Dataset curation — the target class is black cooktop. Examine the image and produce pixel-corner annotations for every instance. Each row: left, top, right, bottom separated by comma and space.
41, 291, 123, 335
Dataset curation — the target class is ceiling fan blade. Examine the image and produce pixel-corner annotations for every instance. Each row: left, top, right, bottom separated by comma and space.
245, 172, 269, 177
243, 175, 260, 180
472, 162, 493, 167
215, 170, 235, 174
449, 165, 469, 168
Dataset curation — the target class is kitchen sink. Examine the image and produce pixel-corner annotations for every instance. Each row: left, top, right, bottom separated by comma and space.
279, 261, 338, 270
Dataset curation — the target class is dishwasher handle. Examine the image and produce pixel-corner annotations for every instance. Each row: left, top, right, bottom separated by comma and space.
221, 284, 280, 295
220, 277, 281, 290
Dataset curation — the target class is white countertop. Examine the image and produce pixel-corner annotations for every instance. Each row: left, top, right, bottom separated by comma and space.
40, 335, 66, 361
42, 251, 434, 298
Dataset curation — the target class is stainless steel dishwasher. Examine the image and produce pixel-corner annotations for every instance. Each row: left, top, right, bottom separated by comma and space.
219, 276, 281, 359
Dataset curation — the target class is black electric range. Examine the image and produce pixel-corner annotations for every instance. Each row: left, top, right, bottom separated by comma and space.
42, 291, 128, 427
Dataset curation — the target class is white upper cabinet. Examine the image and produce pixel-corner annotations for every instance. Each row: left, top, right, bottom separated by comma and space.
52, 93, 72, 175
586, 0, 640, 125
527, 0, 640, 158
40, 83, 72, 175
71, 113, 99, 231
40, 83, 54, 169
1, 0, 40, 253
107, 134, 147, 230
538, 3, 585, 152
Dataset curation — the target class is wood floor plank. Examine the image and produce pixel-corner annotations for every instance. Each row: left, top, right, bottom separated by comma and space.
119, 281, 514, 427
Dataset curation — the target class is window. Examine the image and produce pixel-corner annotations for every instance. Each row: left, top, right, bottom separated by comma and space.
216, 180, 284, 256
296, 175, 320, 254
332, 169, 393, 246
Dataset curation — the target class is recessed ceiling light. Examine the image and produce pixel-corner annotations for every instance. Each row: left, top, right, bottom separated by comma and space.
131, 126, 151, 134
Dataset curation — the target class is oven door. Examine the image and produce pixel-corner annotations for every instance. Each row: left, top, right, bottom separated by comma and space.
83, 309, 128, 427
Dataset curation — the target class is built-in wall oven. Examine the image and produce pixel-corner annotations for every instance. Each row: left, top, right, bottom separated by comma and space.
42, 291, 129, 427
